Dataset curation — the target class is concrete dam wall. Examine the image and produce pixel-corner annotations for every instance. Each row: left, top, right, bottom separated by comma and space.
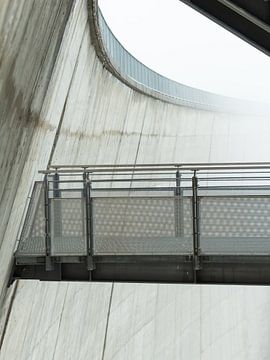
0, 1, 270, 359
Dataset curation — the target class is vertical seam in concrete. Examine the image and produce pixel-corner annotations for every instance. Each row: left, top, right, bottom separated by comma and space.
47, 93, 68, 169
113, 92, 132, 165
47, 21, 87, 168
207, 115, 215, 163
133, 103, 148, 167
127, 102, 148, 195
0, 280, 18, 351
52, 284, 69, 360
101, 283, 114, 360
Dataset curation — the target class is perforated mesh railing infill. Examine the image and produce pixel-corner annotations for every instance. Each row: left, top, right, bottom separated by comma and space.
50, 198, 87, 256
92, 196, 193, 255
15, 179, 270, 258
16, 182, 46, 256
200, 196, 270, 255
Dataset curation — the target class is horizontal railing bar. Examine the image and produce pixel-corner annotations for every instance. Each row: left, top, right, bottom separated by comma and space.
198, 185, 270, 190
48, 180, 84, 183
40, 165, 270, 174
48, 184, 270, 192
91, 177, 179, 183
89, 185, 270, 192
90, 177, 270, 184
47, 173, 85, 177
90, 186, 179, 192
49, 188, 83, 192
92, 185, 270, 191
196, 171, 270, 175
48, 171, 270, 176
48, 162, 270, 169
44, 171, 270, 179
47, 169, 270, 174
198, 177, 270, 181
52, 187, 182, 192
46, 176, 270, 185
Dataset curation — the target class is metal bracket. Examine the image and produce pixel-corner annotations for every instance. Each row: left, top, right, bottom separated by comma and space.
45, 256, 54, 271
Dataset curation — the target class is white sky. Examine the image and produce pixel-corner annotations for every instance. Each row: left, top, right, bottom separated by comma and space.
99, 0, 270, 103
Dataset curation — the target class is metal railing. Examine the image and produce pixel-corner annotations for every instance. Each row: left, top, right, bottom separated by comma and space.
11, 162, 270, 284
14, 163, 270, 270
97, 9, 270, 114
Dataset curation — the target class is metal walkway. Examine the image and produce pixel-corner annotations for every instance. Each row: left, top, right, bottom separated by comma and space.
10, 163, 270, 285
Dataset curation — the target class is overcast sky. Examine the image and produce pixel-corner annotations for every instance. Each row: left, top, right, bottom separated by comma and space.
99, 0, 270, 103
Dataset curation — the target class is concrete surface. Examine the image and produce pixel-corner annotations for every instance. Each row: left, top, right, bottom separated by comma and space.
1, 0, 270, 359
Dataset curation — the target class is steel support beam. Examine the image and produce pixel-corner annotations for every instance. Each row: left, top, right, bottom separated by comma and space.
180, 0, 270, 56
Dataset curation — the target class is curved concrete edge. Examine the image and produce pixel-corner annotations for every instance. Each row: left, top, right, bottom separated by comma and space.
86, 0, 179, 110
88, 0, 270, 115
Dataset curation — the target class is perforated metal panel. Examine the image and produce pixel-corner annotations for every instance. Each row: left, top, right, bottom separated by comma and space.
50, 198, 87, 256
17, 183, 270, 258
200, 196, 270, 254
16, 182, 46, 256
92, 196, 193, 255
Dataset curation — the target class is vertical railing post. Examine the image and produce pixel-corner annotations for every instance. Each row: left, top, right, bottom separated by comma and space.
52, 172, 62, 238
192, 170, 201, 282
176, 170, 181, 196
175, 170, 181, 237
83, 171, 94, 272
44, 174, 53, 271
53, 172, 60, 198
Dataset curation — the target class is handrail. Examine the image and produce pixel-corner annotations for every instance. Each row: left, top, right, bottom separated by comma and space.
40, 162, 270, 174
13, 165, 270, 284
